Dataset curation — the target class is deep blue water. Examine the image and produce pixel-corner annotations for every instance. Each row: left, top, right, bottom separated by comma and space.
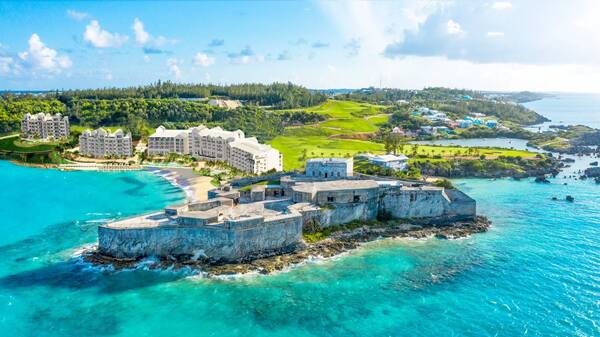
0, 158, 599, 336
523, 93, 600, 130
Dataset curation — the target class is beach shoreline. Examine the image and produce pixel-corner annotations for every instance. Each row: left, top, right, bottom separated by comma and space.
146, 166, 214, 202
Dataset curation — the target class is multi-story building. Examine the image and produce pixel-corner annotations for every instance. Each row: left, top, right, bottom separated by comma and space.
188, 126, 244, 161
21, 113, 69, 140
305, 158, 353, 178
79, 128, 133, 158
147, 124, 283, 174
147, 126, 190, 156
228, 137, 283, 174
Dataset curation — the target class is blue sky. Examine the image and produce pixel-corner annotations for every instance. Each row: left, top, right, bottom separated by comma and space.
2, 1, 600, 92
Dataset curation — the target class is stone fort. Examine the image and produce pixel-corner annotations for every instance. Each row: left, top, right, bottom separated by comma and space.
98, 159, 476, 262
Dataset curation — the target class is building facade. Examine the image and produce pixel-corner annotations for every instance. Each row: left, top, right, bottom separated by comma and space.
188, 126, 244, 161
21, 113, 69, 140
229, 138, 283, 174
362, 153, 409, 171
305, 158, 353, 178
147, 126, 190, 156
79, 128, 133, 158
147, 125, 283, 174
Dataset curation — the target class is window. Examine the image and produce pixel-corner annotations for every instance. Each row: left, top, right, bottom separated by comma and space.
353, 195, 360, 202
327, 196, 335, 202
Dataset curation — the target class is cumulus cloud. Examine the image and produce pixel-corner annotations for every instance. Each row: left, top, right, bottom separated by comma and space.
292, 38, 308, 46
84, 20, 128, 48
131, 18, 175, 48
208, 39, 224, 47
446, 19, 463, 35
194, 52, 215, 66
0, 56, 17, 75
166, 58, 182, 79
382, 1, 600, 65
492, 1, 513, 10
66, 9, 90, 21
132, 18, 150, 45
18, 34, 72, 73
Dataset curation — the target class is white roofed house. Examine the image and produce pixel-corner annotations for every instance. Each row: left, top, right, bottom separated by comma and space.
362, 153, 409, 171
228, 138, 283, 174
79, 128, 133, 158
147, 126, 190, 156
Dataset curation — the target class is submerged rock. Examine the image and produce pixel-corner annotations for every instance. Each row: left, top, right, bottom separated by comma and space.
566, 195, 575, 202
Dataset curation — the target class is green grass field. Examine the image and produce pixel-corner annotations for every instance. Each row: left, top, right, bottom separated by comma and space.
0, 135, 58, 153
269, 99, 539, 171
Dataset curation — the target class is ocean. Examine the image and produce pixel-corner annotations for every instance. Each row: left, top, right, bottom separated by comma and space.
0, 93, 599, 336
523, 92, 600, 130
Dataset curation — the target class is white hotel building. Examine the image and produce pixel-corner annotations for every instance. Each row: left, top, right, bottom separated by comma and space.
147, 125, 282, 174
79, 128, 133, 158
21, 113, 70, 140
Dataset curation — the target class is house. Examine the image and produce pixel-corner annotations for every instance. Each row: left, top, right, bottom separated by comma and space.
362, 153, 409, 171
457, 120, 474, 128
486, 120, 498, 128
420, 126, 438, 135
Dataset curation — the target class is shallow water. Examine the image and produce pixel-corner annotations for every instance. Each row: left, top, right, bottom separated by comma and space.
0, 160, 599, 336
411, 137, 541, 152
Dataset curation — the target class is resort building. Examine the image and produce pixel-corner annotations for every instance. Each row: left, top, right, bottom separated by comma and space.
147, 124, 283, 174
229, 138, 283, 174
207, 99, 242, 109
21, 113, 69, 140
147, 126, 190, 156
361, 153, 409, 171
189, 126, 244, 161
79, 128, 133, 158
305, 158, 353, 178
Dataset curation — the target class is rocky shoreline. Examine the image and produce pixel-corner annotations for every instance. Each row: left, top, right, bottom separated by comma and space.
83, 216, 491, 277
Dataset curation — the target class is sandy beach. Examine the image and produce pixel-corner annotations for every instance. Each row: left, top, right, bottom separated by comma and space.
147, 167, 214, 202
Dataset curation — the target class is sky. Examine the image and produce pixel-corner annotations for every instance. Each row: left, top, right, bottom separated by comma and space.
2, 0, 600, 92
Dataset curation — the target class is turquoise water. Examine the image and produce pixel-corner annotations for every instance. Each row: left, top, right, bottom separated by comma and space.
1, 161, 599, 336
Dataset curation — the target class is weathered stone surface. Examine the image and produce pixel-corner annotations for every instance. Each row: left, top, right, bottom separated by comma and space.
86, 216, 490, 276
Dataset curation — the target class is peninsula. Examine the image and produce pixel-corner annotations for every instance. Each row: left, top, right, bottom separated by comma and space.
87, 158, 487, 275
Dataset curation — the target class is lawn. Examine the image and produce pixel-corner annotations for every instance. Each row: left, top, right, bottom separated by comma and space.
269, 100, 538, 170
0, 135, 58, 153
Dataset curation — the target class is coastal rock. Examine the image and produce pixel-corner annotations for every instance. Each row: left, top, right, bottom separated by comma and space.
84, 216, 491, 277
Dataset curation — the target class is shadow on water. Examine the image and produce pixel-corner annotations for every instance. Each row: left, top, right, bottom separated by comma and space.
0, 259, 187, 294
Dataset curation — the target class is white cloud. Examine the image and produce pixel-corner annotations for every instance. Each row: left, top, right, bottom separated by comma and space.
446, 19, 463, 35
166, 58, 182, 79
132, 18, 150, 45
131, 18, 175, 47
18, 34, 72, 73
67, 9, 89, 21
492, 1, 512, 10
0, 56, 16, 75
227, 46, 264, 64
194, 52, 215, 66
487, 31, 505, 38
83, 20, 128, 48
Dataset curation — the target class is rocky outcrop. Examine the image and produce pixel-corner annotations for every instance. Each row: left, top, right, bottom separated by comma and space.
85, 216, 491, 276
